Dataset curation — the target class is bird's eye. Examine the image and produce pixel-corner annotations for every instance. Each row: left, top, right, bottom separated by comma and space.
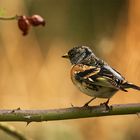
85, 48, 91, 56
68, 51, 75, 58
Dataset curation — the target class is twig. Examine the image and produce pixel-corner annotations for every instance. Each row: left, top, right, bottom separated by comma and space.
0, 123, 32, 140
0, 103, 139, 122
0, 15, 19, 20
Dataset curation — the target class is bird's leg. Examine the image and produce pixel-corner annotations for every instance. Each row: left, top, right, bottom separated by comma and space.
100, 98, 111, 110
83, 97, 96, 107
104, 98, 110, 110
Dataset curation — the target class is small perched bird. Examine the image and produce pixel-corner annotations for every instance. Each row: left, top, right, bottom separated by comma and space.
62, 46, 140, 107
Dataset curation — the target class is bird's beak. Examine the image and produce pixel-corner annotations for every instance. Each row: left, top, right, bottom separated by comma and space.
62, 53, 69, 59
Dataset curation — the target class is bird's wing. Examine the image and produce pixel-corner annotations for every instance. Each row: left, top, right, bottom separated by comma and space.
71, 64, 101, 90
90, 65, 128, 91
72, 64, 126, 90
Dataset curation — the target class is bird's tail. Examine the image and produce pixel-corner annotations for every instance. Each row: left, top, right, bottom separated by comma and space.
122, 82, 140, 91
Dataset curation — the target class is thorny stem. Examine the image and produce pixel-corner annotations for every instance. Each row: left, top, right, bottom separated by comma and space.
0, 103, 139, 123
0, 123, 32, 140
0, 15, 19, 20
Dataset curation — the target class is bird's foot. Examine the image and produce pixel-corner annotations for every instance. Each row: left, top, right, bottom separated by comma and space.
83, 103, 90, 107
100, 99, 112, 111
100, 103, 111, 110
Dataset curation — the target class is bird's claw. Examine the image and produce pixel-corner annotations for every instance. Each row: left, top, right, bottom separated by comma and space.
100, 102, 112, 111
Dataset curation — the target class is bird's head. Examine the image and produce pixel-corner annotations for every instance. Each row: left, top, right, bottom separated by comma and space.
62, 46, 98, 65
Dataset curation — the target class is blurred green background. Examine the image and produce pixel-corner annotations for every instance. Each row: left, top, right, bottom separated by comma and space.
0, 0, 140, 140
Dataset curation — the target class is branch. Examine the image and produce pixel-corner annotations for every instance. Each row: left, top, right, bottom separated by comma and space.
0, 15, 18, 20
0, 123, 32, 140
0, 103, 139, 122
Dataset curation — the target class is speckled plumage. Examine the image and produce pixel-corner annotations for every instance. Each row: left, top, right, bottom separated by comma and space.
62, 46, 140, 106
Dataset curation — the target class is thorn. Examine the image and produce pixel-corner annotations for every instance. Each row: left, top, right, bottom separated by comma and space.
26, 121, 32, 126
11, 107, 21, 113
71, 103, 74, 107
16, 107, 21, 110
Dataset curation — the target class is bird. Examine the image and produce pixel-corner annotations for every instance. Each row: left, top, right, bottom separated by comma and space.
62, 46, 140, 108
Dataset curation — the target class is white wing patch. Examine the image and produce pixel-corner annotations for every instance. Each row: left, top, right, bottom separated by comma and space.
88, 78, 94, 82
